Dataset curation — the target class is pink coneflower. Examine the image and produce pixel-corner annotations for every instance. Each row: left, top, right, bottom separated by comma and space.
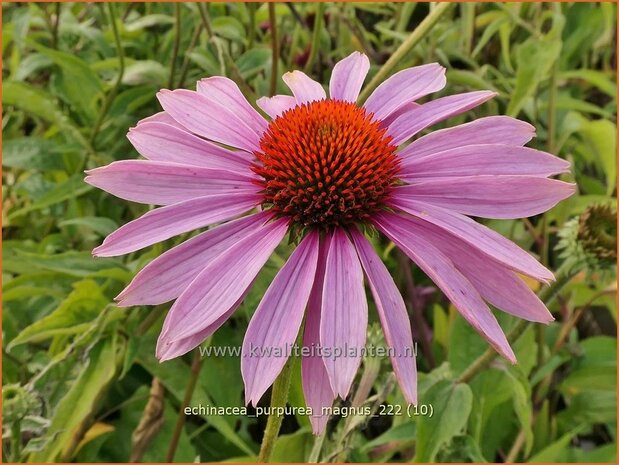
86, 52, 574, 434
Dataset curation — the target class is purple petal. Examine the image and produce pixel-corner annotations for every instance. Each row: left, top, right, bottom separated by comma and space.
389, 198, 554, 283
302, 235, 336, 435
379, 102, 420, 129
399, 144, 571, 181
157, 295, 241, 361
282, 71, 326, 104
364, 63, 446, 121
128, 121, 253, 171
398, 116, 536, 159
197, 76, 267, 135
242, 232, 320, 405
85, 160, 258, 205
320, 229, 368, 398
350, 229, 417, 404
404, 217, 553, 323
387, 91, 497, 146
157, 89, 261, 152
374, 212, 516, 363
156, 218, 288, 347
329, 51, 370, 103
136, 111, 186, 130
93, 192, 260, 257
394, 176, 576, 219
256, 95, 297, 119
116, 212, 270, 307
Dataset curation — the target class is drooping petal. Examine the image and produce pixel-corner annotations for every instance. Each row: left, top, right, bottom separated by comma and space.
282, 71, 326, 104
320, 229, 368, 398
93, 192, 260, 257
156, 218, 288, 348
157, 292, 245, 361
404, 217, 553, 323
242, 232, 319, 405
85, 160, 258, 205
197, 77, 268, 135
398, 116, 535, 160
302, 235, 336, 435
136, 111, 186, 130
128, 121, 252, 171
350, 229, 417, 404
387, 91, 497, 146
256, 95, 297, 119
389, 198, 554, 283
329, 51, 370, 103
394, 177, 576, 219
157, 89, 261, 152
116, 212, 270, 307
399, 145, 571, 181
364, 63, 446, 121
374, 212, 516, 363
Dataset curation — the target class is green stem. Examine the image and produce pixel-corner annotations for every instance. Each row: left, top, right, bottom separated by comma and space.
88, 3, 124, 152
177, 22, 203, 88
547, 61, 558, 153
268, 2, 278, 97
257, 357, 295, 462
11, 419, 21, 462
166, 351, 203, 462
308, 431, 326, 463
358, 2, 452, 103
248, 2, 256, 49
457, 263, 576, 384
304, 2, 325, 74
168, 3, 182, 89
51, 2, 61, 49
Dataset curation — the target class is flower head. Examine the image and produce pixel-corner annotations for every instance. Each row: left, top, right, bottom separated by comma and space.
558, 203, 616, 275
86, 52, 575, 434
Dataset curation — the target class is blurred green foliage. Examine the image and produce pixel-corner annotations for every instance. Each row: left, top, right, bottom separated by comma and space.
2, 2, 617, 463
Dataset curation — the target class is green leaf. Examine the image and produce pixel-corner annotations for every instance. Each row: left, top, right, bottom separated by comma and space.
560, 336, 617, 394
212, 17, 246, 42
3, 248, 124, 278
270, 429, 312, 462
528, 427, 584, 463
9, 280, 109, 347
507, 38, 561, 117
8, 174, 93, 219
578, 119, 617, 195
29, 41, 103, 121
59, 217, 119, 237
414, 380, 473, 462
362, 421, 416, 451
2, 81, 89, 147
2, 137, 64, 171
29, 337, 119, 462
559, 69, 617, 98
121, 60, 167, 86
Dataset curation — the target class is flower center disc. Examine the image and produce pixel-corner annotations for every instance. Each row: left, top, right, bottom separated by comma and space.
253, 100, 400, 229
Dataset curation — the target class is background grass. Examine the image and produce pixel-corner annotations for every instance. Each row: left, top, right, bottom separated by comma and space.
2, 2, 617, 463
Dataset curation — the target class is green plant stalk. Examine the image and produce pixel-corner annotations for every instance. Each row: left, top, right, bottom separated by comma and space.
358, 2, 452, 103
177, 23, 203, 88
268, 2, 278, 96
304, 2, 325, 74
257, 356, 295, 462
308, 431, 326, 463
168, 3, 182, 89
166, 350, 204, 462
88, 3, 125, 152
457, 262, 576, 384
11, 419, 22, 462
